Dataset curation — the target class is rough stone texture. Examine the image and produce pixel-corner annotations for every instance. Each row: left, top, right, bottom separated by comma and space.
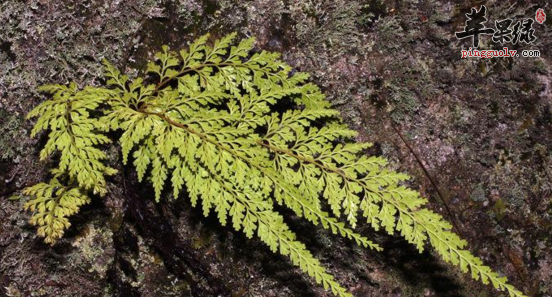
1, 0, 551, 296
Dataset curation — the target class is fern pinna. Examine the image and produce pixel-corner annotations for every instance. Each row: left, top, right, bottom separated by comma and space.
23, 33, 526, 297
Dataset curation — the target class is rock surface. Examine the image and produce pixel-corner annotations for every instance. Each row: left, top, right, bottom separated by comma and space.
1, 0, 551, 296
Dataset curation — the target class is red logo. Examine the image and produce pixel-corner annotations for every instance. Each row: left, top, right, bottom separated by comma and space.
536, 8, 546, 24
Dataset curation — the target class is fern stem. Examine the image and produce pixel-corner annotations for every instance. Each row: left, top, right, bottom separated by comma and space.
141, 110, 379, 250
257, 140, 350, 177
154, 62, 238, 94
64, 97, 77, 147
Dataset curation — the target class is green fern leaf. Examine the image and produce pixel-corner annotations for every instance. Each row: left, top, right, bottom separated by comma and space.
22, 33, 528, 297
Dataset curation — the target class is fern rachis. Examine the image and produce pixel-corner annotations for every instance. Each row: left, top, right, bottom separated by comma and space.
22, 33, 526, 297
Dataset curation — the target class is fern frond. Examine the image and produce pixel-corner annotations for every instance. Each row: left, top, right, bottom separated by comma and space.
23, 33, 527, 297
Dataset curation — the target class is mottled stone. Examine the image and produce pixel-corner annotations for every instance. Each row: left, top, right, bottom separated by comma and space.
1, 0, 551, 296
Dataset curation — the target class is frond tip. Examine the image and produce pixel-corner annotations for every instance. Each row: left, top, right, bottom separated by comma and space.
22, 32, 528, 297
